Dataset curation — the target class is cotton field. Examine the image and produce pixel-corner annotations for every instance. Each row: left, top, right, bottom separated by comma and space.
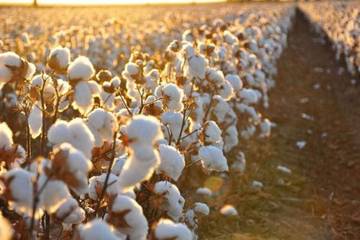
0, 1, 359, 240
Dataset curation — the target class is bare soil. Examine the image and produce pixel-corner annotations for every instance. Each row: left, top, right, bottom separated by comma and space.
202, 9, 360, 240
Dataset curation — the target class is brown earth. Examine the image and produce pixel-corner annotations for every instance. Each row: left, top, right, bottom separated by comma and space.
201, 9, 360, 240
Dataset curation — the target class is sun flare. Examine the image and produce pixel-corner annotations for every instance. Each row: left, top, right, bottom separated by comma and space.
1, 0, 225, 5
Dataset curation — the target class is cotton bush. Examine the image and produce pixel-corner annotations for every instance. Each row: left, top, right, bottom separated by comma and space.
0, 3, 296, 239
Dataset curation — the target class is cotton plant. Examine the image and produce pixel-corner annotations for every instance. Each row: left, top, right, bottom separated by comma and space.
300, 2, 360, 76
0, 5, 297, 239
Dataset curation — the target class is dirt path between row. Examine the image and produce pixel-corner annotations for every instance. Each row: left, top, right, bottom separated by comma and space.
270, 9, 360, 239
204, 9, 360, 240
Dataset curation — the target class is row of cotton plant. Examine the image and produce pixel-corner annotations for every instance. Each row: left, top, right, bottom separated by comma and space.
0, 5, 250, 74
0, 4, 295, 240
300, 1, 360, 76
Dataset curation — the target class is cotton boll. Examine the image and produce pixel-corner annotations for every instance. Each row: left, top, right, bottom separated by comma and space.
89, 173, 119, 200
124, 62, 140, 77
154, 219, 192, 240
158, 144, 185, 181
155, 83, 184, 112
161, 112, 184, 141
49, 118, 95, 159
56, 78, 70, 95
48, 46, 70, 72
231, 152, 246, 174
196, 187, 212, 196
251, 180, 263, 190
50, 143, 92, 195
67, 118, 95, 158
3, 168, 36, 217
68, 56, 95, 82
125, 115, 163, 146
212, 95, 235, 123
0, 213, 12, 240
144, 69, 159, 91
186, 55, 206, 80
73, 81, 95, 115
239, 88, 260, 105
87, 108, 118, 147
28, 103, 42, 139
111, 155, 127, 176
259, 118, 272, 138
225, 74, 243, 92
194, 202, 210, 216
218, 80, 234, 101
241, 125, 256, 139
220, 205, 238, 216
198, 145, 228, 172
201, 121, 223, 147
223, 30, 238, 45
236, 103, 260, 123
154, 181, 184, 221
39, 177, 70, 214
143, 95, 163, 116
206, 68, 225, 86
110, 76, 121, 89
0, 52, 21, 86
223, 125, 238, 153
107, 195, 148, 240
118, 145, 160, 191
76, 219, 120, 240
100, 90, 116, 111
0, 122, 13, 149
30, 74, 44, 88
56, 198, 85, 225
47, 120, 71, 145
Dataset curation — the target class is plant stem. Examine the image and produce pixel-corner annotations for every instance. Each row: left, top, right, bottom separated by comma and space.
94, 132, 118, 216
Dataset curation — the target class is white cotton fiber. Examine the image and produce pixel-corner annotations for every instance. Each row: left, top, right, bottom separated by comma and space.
68, 56, 95, 81
158, 144, 185, 181
155, 219, 192, 240
198, 145, 228, 172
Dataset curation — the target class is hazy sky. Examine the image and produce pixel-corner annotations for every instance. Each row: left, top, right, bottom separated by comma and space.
0, 0, 225, 5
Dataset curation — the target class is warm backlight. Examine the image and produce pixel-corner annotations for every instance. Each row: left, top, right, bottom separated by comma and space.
0, 0, 225, 5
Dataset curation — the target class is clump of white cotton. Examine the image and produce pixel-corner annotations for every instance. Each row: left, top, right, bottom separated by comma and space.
89, 173, 119, 200
196, 187, 212, 197
68, 56, 95, 81
124, 115, 164, 146
39, 177, 70, 214
72, 80, 101, 115
47, 118, 95, 158
158, 144, 185, 181
194, 202, 210, 215
107, 195, 148, 240
3, 168, 35, 217
118, 145, 160, 191
259, 118, 272, 138
198, 146, 228, 172
231, 152, 246, 174
154, 181, 185, 221
87, 108, 118, 147
226, 74, 243, 92
55, 197, 85, 225
155, 83, 184, 112
76, 219, 119, 240
220, 205, 238, 216
154, 219, 192, 240
49, 143, 93, 195
28, 103, 43, 139
0, 122, 13, 149
47, 46, 70, 72
201, 121, 223, 147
